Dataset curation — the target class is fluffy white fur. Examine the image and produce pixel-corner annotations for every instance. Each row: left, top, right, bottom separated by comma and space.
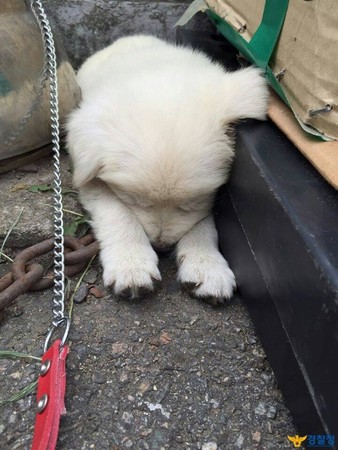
67, 35, 268, 303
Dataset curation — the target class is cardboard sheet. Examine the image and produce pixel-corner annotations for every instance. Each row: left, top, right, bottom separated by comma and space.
268, 91, 338, 190
206, 0, 338, 141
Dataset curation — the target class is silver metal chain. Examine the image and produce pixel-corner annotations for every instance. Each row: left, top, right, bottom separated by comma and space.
30, 0, 70, 350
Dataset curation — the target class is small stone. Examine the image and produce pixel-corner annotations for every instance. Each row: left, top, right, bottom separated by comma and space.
261, 373, 272, 383
122, 411, 133, 424
73, 283, 88, 303
12, 307, 24, 317
74, 344, 87, 358
18, 398, 31, 412
210, 399, 219, 409
89, 286, 104, 298
145, 402, 170, 419
253, 348, 265, 357
9, 413, 17, 424
10, 371, 21, 379
84, 269, 98, 284
155, 383, 170, 403
122, 438, 133, 448
252, 431, 261, 443
235, 434, 244, 448
92, 371, 106, 384
119, 372, 128, 383
111, 342, 128, 356
149, 337, 160, 347
0, 424, 5, 434
255, 402, 267, 416
190, 316, 199, 326
129, 331, 139, 342
137, 381, 151, 395
140, 429, 152, 437
202, 442, 217, 450
247, 335, 257, 344
134, 321, 140, 326
267, 406, 277, 419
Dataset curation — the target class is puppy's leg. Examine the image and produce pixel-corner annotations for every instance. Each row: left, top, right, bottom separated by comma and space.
177, 215, 236, 305
80, 181, 161, 298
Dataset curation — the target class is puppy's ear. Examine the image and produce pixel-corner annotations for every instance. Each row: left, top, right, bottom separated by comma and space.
66, 114, 102, 187
220, 67, 269, 123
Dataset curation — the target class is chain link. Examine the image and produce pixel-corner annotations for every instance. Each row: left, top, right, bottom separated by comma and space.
0, 235, 99, 311
30, 0, 67, 333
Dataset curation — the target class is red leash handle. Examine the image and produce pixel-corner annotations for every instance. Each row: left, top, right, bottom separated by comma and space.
31, 340, 69, 450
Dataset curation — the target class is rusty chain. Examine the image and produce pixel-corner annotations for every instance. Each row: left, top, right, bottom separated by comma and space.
0, 234, 99, 311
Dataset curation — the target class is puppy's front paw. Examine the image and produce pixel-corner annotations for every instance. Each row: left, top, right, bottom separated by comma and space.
102, 246, 161, 299
178, 251, 236, 305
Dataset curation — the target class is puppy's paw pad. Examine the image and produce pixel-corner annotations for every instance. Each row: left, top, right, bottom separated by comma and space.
178, 253, 236, 303
115, 283, 155, 300
102, 253, 161, 299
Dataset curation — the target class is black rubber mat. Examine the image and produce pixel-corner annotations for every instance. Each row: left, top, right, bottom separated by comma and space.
177, 28, 338, 438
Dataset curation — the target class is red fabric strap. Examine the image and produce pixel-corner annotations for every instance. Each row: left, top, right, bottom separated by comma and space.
31, 339, 69, 450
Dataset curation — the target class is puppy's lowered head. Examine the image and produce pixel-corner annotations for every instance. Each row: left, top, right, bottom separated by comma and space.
67, 60, 268, 250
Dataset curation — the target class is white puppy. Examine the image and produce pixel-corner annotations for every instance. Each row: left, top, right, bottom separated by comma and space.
67, 35, 268, 304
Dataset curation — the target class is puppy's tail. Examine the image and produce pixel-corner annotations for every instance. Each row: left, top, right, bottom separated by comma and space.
221, 66, 269, 123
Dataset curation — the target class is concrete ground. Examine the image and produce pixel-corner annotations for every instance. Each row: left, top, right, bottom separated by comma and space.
1, 2, 297, 448
0, 155, 297, 449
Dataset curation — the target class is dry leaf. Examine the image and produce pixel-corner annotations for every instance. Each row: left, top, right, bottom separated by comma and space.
159, 331, 171, 345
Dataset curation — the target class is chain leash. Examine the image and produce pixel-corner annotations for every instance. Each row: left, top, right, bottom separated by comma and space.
30, 0, 70, 350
